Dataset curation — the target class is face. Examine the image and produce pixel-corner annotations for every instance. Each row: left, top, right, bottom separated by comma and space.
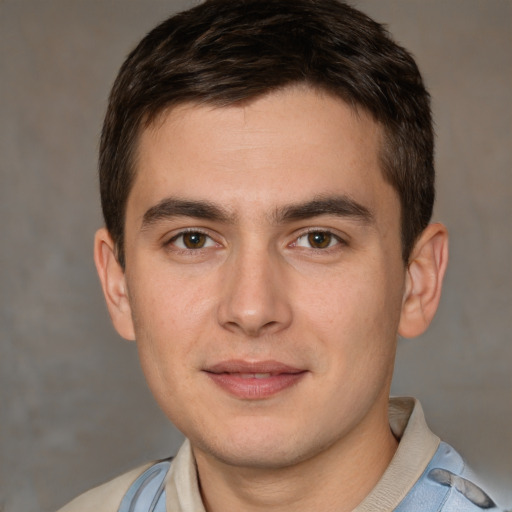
114, 87, 408, 469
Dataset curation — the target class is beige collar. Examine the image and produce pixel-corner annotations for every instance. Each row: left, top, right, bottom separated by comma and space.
165, 397, 440, 512
353, 397, 440, 511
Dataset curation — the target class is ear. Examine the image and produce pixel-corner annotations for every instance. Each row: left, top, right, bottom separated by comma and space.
94, 228, 136, 340
398, 223, 449, 339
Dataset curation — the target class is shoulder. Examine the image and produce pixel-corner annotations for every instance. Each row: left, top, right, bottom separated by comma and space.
56, 462, 155, 512
396, 442, 506, 512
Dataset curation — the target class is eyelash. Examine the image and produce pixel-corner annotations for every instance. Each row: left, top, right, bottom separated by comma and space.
291, 229, 346, 251
165, 228, 346, 253
166, 229, 219, 251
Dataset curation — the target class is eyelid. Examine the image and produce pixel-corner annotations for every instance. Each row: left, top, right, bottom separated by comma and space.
289, 227, 348, 249
165, 227, 221, 250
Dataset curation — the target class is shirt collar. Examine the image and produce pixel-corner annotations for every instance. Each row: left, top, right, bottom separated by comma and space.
354, 397, 440, 512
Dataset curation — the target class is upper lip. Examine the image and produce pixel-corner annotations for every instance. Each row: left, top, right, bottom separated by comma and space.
205, 360, 304, 375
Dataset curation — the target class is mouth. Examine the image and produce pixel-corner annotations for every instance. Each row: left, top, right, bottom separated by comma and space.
203, 360, 307, 400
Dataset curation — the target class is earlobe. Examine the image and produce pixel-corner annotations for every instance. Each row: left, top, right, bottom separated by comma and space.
398, 223, 449, 339
94, 228, 136, 341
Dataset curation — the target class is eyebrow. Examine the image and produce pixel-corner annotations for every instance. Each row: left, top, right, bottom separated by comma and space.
140, 194, 374, 229
141, 197, 234, 229
273, 195, 374, 224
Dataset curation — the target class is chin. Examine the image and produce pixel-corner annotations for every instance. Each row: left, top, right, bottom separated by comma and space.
199, 439, 308, 470
189, 417, 333, 470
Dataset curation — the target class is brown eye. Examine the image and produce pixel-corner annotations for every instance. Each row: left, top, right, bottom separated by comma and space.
307, 231, 333, 249
170, 231, 216, 250
182, 232, 207, 248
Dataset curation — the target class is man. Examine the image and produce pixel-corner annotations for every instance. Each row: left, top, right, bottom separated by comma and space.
58, 1, 505, 510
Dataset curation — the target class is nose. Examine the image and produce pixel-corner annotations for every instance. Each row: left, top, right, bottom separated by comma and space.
217, 244, 293, 338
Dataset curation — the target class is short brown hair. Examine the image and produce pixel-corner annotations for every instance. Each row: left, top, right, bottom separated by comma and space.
100, 0, 434, 268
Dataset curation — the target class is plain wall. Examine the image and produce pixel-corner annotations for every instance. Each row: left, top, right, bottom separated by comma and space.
1, 1, 510, 510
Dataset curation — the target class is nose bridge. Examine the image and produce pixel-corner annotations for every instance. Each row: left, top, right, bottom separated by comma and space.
217, 238, 292, 337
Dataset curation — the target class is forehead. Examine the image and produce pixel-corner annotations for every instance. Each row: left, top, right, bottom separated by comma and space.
128, 87, 396, 223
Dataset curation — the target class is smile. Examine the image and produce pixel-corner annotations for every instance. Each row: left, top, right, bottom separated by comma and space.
204, 360, 307, 399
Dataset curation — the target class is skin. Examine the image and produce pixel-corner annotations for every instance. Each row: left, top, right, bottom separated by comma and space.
95, 86, 448, 512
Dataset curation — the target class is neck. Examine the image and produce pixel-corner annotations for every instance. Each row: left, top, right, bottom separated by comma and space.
193, 401, 398, 512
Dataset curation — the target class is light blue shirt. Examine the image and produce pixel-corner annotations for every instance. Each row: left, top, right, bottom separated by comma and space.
118, 441, 505, 512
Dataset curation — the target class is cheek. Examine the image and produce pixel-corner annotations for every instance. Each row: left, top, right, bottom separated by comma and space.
128, 268, 217, 379
296, 260, 403, 356
130, 263, 216, 328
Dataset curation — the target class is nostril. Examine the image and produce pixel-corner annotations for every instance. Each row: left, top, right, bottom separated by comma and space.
220, 315, 288, 338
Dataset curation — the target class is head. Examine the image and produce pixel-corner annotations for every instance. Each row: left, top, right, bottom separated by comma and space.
99, 0, 434, 269
94, 0, 448, 482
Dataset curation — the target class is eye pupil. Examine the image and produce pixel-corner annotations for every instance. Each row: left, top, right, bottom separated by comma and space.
183, 232, 206, 248
308, 231, 331, 248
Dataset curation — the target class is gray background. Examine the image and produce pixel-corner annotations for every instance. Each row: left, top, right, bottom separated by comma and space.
1, 1, 510, 510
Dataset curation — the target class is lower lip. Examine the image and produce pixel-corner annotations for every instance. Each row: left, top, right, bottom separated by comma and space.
205, 372, 306, 399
